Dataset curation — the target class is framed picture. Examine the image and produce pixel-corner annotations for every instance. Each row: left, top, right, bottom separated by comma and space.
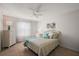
47, 22, 56, 29
47, 23, 50, 28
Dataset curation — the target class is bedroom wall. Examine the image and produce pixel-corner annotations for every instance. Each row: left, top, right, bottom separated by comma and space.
0, 14, 3, 51
0, 15, 1, 51
38, 10, 79, 52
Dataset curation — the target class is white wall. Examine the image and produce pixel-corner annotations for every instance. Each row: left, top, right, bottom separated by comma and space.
0, 5, 3, 51
0, 15, 1, 51
31, 21, 38, 35
38, 10, 79, 52
0, 14, 3, 51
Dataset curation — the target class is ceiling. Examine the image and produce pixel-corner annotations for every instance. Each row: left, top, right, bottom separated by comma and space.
0, 3, 79, 21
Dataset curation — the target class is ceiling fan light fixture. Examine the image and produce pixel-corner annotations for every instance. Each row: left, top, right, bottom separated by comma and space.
29, 4, 43, 18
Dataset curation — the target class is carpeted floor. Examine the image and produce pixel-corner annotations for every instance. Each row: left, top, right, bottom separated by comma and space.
0, 42, 79, 56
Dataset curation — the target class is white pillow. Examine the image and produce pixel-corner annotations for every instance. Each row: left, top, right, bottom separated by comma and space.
48, 31, 60, 39
48, 32, 54, 39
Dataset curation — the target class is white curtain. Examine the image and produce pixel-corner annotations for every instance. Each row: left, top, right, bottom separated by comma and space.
16, 22, 31, 42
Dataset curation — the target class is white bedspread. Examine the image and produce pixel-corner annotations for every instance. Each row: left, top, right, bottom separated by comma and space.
26, 39, 59, 56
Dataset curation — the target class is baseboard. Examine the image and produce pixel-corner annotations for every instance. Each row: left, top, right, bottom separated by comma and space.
60, 45, 79, 52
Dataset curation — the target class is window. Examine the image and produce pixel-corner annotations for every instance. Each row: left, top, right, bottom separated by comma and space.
16, 22, 31, 37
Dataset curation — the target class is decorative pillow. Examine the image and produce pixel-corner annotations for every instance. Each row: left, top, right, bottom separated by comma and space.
51, 32, 58, 39
48, 31, 60, 39
48, 31, 54, 39
43, 32, 49, 39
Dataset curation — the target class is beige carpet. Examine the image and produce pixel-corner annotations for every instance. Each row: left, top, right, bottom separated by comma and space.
0, 42, 79, 56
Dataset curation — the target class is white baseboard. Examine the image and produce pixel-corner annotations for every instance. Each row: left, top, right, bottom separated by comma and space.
60, 44, 79, 52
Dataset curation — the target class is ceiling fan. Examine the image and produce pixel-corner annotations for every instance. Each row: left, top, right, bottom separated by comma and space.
29, 4, 43, 18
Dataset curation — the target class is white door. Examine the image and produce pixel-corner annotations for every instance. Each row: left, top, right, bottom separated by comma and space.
9, 21, 16, 46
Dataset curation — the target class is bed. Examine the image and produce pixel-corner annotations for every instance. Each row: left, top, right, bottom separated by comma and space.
24, 31, 60, 56
24, 37, 59, 56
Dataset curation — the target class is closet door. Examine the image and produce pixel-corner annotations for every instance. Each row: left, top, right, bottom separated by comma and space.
2, 15, 16, 47
9, 21, 16, 46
